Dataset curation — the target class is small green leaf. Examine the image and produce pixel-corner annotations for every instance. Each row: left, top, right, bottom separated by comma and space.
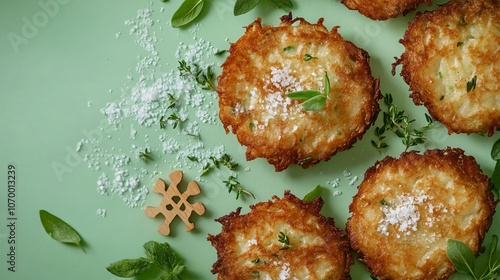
323, 72, 330, 96
446, 239, 477, 278
303, 185, 322, 202
286, 90, 322, 100
491, 139, 500, 161
488, 235, 498, 269
302, 95, 327, 111
467, 75, 477, 92
106, 258, 152, 278
491, 161, 500, 199
234, 0, 261, 16
39, 210, 83, 248
171, 0, 204, 28
269, 0, 293, 9
143, 241, 184, 272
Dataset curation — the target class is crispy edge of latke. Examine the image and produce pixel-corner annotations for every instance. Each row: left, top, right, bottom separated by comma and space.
346, 147, 498, 279
392, 0, 500, 136
341, 0, 432, 21
207, 190, 354, 279
217, 14, 382, 172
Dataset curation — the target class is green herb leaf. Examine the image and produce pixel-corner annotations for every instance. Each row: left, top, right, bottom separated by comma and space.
171, 0, 204, 28
223, 175, 255, 200
467, 75, 477, 92
491, 161, 500, 200
39, 210, 83, 248
491, 139, 500, 161
301, 95, 327, 111
106, 257, 152, 278
446, 239, 477, 278
286, 90, 322, 100
303, 185, 322, 202
303, 54, 316, 61
234, 0, 261, 16
278, 230, 292, 250
143, 241, 184, 273
269, 0, 293, 9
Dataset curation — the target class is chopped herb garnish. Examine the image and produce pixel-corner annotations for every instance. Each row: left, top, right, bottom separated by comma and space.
223, 175, 255, 200
168, 113, 182, 129
457, 42, 464, 47
283, 45, 294, 51
139, 148, 153, 162
251, 259, 260, 264
287, 72, 331, 111
303, 54, 317, 61
167, 93, 177, 110
215, 49, 227, 56
278, 231, 292, 250
200, 153, 239, 176
371, 93, 433, 151
178, 60, 216, 91
303, 185, 322, 202
467, 75, 477, 92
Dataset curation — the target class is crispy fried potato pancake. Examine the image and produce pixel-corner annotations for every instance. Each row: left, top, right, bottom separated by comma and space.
394, 0, 500, 135
341, 0, 432, 20
217, 14, 381, 172
346, 148, 497, 280
208, 190, 353, 280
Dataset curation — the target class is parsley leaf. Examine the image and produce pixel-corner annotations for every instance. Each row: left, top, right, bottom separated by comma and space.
467, 75, 477, 92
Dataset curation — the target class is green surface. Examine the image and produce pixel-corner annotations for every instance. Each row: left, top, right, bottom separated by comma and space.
0, 0, 498, 279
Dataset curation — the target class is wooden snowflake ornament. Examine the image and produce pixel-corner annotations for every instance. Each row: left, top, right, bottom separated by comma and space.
144, 170, 205, 235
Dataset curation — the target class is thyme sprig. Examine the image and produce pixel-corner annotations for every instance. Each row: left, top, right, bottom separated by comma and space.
371, 93, 433, 151
177, 60, 216, 91
223, 175, 255, 200
138, 147, 153, 162
160, 113, 183, 129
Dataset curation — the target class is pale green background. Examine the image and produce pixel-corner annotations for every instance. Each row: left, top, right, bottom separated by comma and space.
0, 0, 498, 279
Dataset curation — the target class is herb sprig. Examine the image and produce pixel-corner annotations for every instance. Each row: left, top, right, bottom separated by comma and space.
138, 147, 153, 162
234, 0, 292, 16
107, 241, 185, 279
223, 175, 255, 200
447, 236, 500, 280
287, 72, 331, 111
177, 60, 216, 91
371, 93, 433, 151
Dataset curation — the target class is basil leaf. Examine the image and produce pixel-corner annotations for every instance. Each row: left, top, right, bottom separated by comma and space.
303, 185, 322, 202
106, 257, 152, 277
491, 139, 500, 161
39, 210, 82, 248
446, 239, 477, 278
159, 271, 183, 280
302, 94, 327, 111
234, 0, 261, 16
144, 241, 184, 273
286, 90, 322, 100
491, 161, 500, 199
489, 235, 498, 268
269, 0, 293, 9
171, 0, 204, 28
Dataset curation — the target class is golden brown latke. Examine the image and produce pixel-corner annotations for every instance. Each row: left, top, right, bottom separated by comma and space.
394, 0, 500, 136
346, 147, 497, 280
341, 0, 432, 20
208, 190, 353, 280
217, 14, 381, 172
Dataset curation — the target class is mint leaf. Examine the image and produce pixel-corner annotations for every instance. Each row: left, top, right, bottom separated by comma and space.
39, 210, 83, 248
303, 185, 322, 202
106, 258, 152, 278
446, 239, 477, 278
234, 0, 261, 16
171, 0, 204, 28
269, 0, 293, 9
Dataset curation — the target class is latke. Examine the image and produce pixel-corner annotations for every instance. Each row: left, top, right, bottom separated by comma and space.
341, 0, 432, 20
394, 0, 500, 135
208, 190, 353, 280
217, 14, 381, 172
346, 148, 496, 279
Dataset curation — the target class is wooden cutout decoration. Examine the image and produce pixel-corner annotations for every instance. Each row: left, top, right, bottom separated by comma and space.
144, 170, 205, 235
